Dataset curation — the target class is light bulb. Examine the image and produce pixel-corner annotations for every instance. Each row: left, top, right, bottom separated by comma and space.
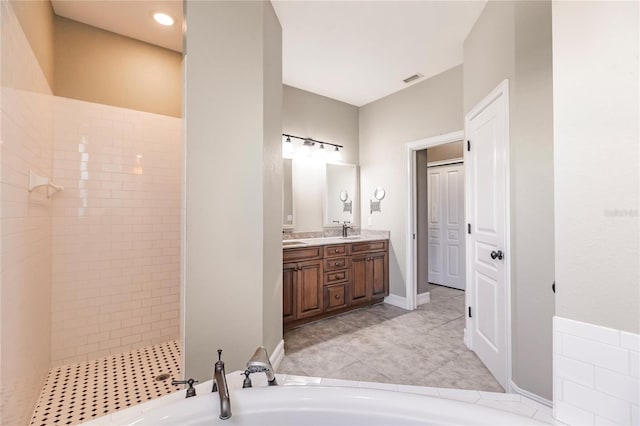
153, 12, 175, 26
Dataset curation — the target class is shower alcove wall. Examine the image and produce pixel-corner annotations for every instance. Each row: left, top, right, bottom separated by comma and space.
50, 97, 182, 366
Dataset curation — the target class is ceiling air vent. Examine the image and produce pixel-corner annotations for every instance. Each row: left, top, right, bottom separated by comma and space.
403, 73, 424, 84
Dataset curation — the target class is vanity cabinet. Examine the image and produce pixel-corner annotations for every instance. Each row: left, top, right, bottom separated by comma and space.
350, 241, 389, 305
283, 248, 324, 324
283, 239, 388, 329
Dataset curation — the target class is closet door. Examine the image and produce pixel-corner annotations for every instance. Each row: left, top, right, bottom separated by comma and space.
427, 169, 444, 285
427, 164, 465, 289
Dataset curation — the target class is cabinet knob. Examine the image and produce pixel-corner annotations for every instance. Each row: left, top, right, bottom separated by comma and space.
334, 294, 340, 299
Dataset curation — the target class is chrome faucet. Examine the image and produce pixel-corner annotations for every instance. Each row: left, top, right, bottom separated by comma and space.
242, 346, 278, 388
212, 349, 232, 420
342, 221, 352, 237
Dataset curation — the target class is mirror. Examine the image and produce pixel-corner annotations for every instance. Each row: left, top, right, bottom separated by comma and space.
324, 163, 359, 226
282, 158, 294, 228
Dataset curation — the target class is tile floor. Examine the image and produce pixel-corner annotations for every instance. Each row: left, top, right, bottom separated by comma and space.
30, 341, 181, 425
279, 284, 504, 392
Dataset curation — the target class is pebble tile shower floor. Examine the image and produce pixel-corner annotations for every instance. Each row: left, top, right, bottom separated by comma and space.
30, 341, 181, 425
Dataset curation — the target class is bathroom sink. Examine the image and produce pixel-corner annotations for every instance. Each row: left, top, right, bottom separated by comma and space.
283, 240, 306, 246
340, 236, 363, 240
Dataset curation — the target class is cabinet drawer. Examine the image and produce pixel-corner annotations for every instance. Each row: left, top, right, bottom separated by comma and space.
324, 269, 350, 285
283, 246, 322, 262
324, 244, 350, 258
323, 257, 351, 271
324, 284, 347, 312
351, 240, 388, 254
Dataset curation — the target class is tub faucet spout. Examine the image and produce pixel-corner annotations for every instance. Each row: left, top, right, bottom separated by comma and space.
212, 349, 231, 420
245, 346, 278, 386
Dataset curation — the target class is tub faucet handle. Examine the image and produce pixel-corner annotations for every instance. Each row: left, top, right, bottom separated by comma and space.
172, 378, 198, 398
242, 370, 252, 388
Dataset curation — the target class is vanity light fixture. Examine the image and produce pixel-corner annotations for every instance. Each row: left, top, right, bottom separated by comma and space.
281, 133, 342, 160
282, 135, 294, 159
153, 12, 175, 26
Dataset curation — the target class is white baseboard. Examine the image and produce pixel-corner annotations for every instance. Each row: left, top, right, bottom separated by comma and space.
270, 339, 285, 371
510, 380, 552, 408
417, 292, 430, 306
384, 294, 409, 310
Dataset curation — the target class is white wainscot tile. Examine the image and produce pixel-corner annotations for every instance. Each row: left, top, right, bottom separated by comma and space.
554, 332, 562, 355
594, 415, 623, 425
631, 404, 638, 426
555, 401, 595, 426
595, 367, 640, 405
621, 332, 640, 352
562, 334, 629, 374
555, 376, 564, 402
631, 351, 640, 379
556, 355, 595, 387
563, 380, 631, 425
555, 317, 620, 346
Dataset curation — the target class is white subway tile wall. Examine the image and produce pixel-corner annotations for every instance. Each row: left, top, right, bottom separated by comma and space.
50, 97, 182, 366
1, 1, 54, 425
554, 316, 640, 425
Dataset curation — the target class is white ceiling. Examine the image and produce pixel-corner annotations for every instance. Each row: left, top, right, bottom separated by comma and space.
50, 0, 486, 107
51, 0, 183, 52
272, 1, 486, 106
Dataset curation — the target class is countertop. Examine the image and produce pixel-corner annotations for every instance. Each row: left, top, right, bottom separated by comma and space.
282, 235, 388, 249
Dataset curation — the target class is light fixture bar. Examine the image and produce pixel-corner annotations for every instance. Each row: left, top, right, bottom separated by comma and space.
282, 133, 343, 150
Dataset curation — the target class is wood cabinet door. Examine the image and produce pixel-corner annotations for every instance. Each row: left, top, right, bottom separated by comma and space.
283, 262, 298, 323
350, 255, 370, 304
296, 260, 324, 319
370, 252, 388, 298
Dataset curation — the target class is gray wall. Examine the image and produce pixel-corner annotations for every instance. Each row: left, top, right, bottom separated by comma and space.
262, 2, 284, 360
416, 149, 429, 294
55, 16, 182, 117
184, 0, 282, 379
552, 1, 639, 333
463, 0, 555, 400
283, 85, 359, 232
359, 65, 463, 297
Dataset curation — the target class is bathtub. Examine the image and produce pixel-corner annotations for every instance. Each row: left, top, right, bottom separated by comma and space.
86, 378, 544, 425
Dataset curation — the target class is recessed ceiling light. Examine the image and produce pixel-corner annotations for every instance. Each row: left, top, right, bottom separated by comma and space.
153, 12, 175, 26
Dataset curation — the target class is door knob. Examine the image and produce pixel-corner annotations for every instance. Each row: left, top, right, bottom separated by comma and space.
490, 250, 504, 260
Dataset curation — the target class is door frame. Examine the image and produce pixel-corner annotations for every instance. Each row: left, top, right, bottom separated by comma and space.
405, 130, 464, 310
464, 79, 512, 391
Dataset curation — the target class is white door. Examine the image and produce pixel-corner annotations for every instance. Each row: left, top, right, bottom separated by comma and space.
427, 164, 466, 290
465, 80, 510, 390
427, 169, 443, 285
